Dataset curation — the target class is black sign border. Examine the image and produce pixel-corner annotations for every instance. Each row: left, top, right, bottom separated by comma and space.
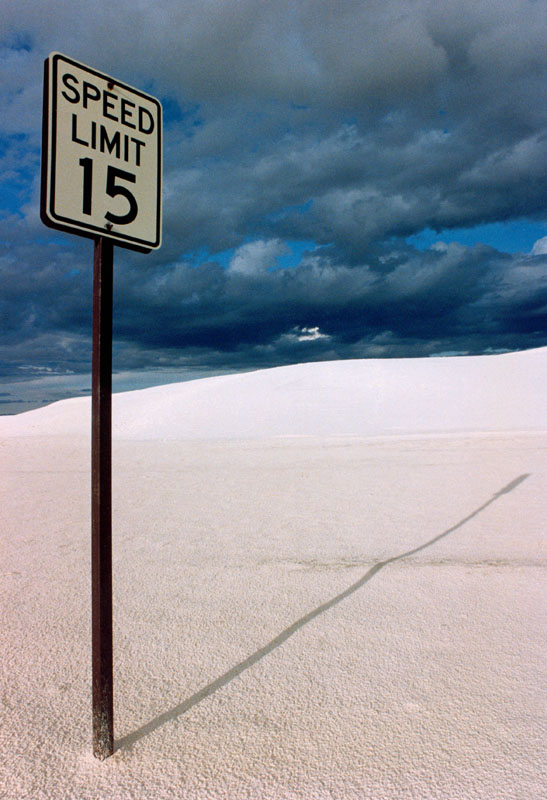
41, 53, 162, 254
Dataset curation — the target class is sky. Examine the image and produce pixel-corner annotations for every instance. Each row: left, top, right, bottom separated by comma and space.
1, 0, 546, 412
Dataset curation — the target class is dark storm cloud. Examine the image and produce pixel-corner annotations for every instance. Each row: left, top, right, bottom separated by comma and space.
109, 243, 547, 366
1, 0, 546, 380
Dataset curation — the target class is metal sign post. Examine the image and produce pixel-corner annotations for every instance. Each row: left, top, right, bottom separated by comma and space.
41, 52, 162, 759
91, 236, 114, 759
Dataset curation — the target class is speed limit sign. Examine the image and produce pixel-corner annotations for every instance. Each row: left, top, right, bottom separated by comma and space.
41, 52, 162, 252
40, 53, 164, 761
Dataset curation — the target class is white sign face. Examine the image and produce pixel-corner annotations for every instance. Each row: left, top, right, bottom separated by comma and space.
41, 53, 162, 251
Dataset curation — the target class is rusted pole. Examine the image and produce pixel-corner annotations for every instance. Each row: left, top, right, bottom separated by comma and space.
91, 236, 114, 759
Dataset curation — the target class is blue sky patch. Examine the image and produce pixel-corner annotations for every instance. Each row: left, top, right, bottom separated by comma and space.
407, 221, 547, 254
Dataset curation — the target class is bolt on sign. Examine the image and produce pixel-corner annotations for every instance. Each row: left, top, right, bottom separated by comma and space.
41, 52, 162, 252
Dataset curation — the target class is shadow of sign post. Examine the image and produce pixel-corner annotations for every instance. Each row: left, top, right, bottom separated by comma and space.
116, 473, 530, 753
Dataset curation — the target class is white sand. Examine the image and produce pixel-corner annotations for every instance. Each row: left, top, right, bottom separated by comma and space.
1, 350, 546, 799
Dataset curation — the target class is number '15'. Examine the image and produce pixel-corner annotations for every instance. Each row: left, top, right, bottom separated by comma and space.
79, 159, 138, 225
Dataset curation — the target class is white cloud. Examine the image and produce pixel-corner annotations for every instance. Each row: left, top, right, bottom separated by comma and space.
228, 239, 288, 275
530, 236, 547, 255
296, 326, 329, 342
275, 326, 332, 346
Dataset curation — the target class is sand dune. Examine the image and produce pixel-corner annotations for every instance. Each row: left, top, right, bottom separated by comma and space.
1, 350, 545, 799
1, 347, 546, 438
